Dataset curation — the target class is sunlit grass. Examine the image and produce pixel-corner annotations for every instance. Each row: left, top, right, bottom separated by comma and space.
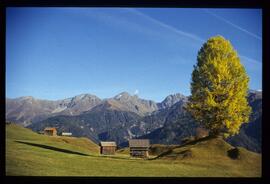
6, 124, 261, 177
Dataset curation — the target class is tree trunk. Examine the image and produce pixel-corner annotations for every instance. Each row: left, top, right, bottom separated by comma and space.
209, 129, 222, 138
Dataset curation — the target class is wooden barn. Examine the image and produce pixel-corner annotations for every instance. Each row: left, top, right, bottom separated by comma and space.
129, 139, 150, 158
44, 127, 57, 136
100, 141, 117, 155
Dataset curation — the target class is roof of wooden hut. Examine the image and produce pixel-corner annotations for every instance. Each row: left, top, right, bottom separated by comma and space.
44, 127, 57, 131
129, 139, 150, 148
100, 141, 117, 147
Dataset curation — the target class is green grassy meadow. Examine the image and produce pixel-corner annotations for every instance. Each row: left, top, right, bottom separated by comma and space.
6, 123, 261, 177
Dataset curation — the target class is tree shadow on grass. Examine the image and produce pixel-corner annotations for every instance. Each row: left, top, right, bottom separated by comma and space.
15, 141, 90, 156
149, 135, 220, 160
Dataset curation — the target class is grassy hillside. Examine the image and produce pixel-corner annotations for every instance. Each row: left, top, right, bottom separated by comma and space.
6, 123, 261, 176
155, 136, 261, 176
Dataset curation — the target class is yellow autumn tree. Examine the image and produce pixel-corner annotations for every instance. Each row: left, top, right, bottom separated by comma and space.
186, 35, 251, 137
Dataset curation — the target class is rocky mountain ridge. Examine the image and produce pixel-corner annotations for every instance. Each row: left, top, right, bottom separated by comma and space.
6, 92, 186, 126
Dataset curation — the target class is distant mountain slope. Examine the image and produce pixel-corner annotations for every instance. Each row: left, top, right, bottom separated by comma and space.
28, 108, 144, 145
57, 94, 102, 116
28, 93, 188, 146
6, 97, 60, 126
112, 92, 158, 116
6, 92, 186, 127
135, 101, 198, 146
6, 94, 102, 126
140, 90, 262, 153
157, 93, 188, 109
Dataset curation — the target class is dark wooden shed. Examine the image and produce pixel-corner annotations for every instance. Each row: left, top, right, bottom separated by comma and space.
44, 127, 57, 136
100, 141, 117, 155
129, 139, 150, 158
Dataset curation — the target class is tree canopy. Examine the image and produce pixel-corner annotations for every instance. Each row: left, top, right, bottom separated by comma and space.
187, 35, 251, 137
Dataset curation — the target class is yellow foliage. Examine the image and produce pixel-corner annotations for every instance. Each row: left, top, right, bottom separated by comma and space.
187, 35, 252, 137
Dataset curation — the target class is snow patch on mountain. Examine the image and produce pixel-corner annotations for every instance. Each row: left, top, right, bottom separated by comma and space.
51, 106, 67, 113
115, 94, 122, 99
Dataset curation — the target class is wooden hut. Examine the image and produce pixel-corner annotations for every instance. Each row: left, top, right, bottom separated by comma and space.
100, 141, 117, 155
129, 139, 150, 158
44, 127, 57, 136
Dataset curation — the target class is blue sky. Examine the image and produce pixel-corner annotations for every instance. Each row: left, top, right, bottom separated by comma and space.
6, 8, 262, 102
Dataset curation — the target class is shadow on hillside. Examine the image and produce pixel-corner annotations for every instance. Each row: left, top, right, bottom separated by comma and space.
15, 141, 135, 160
179, 135, 220, 147
15, 141, 90, 156
149, 135, 221, 160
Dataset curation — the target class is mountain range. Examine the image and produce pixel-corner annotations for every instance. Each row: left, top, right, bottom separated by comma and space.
6, 90, 262, 153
